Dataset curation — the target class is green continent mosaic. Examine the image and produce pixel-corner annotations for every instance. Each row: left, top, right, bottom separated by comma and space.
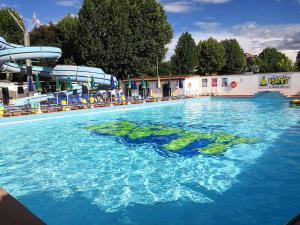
85, 121, 258, 155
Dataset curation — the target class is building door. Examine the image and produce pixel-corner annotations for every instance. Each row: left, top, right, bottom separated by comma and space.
2, 87, 9, 105
163, 84, 170, 97
138, 84, 144, 97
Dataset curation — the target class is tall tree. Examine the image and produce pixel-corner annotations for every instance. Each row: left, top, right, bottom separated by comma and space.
147, 61, 175, 76
221, 39, 246, 74
30, 15, 80, 64
30, 23, 60, 67
295, 51, 300, 71
55, 14, 80, 64
244, 54, 259, 72
257, 48, 293, 73
78, 0, 173, 78
30, 23, 59, 47
0, 7, 24, 44
197, 37, 225, 74
171, 32, 198, 74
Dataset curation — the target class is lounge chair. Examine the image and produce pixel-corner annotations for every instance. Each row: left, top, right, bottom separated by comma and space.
3, 107, 22, 117
40, 105, 50, 113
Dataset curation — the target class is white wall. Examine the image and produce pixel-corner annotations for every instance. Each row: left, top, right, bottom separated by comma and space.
122, 80, 182, 98
184, 73, 300, 97
120, 73, 300, 98
0, 82, 30, 101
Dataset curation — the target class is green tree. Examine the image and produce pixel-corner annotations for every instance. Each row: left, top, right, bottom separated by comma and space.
244, 54, 257, 72
30, 23, 60, 67
295, 51, 300, 71
158, 61, 175, 75
197, 37, 225, 74
30, 14, 79, 64
257, 48, 293, 73
147, 61, 175, 76
221, 39, 246, 74
171, 32, 198, 74
0, 7, 24, 44
78, 0, 173, 79
30, 23, 59, 46
55, 14, 80, 64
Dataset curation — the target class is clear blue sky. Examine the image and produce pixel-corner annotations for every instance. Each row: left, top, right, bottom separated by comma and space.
1, 0, 300, 60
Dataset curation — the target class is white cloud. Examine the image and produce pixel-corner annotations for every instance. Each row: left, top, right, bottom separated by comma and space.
193, 0, 231, 3
161, 0, 232, 13
163, 1, 193, 13
166, 22, 300, 61
56, 0, 80, 7
231, 22, 300, 51
0, 3, 19, 8
194, 21, 220, 29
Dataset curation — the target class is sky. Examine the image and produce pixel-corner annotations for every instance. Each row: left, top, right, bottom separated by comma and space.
1, 0, 300, 61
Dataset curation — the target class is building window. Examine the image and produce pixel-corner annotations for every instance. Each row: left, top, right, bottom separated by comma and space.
222, 78, 228, 87
0, 73, 6, 80
18, 87, 24, 94
202, 79, 208, 87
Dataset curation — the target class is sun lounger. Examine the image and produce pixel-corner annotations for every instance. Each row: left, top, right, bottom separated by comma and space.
21, 110, 30, 115
145, 97, 157, 102
48, 105, 62, 112
114, 101, 124, 106
94, 103, 105, 108
70, 105, 79, 110
3, 107, 23, 117
3, 110, 12, 117
77, 104, 88, 109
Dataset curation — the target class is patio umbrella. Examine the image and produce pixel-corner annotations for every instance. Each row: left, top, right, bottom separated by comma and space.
145, 81, 149, 97
110, 75, 116, 104
156, 76, 161, 89
141, 76, 146, 89
66, 76, 72, 91
132, 80, 138, 97
179, 78, 183, 89
179, 78, 183, 97
156, 76, 161, 98
130, 80, 134, 93
141, 76, 146, 98
56, 78, 61, 92
167, 80, 171, 97
115, 79, 121, 99
116, 80, 121, 90
55, 78, 61, 105
90, 75, 96, 90
110, 75, 116, 90
35, 74, 42, 92
27, 75, 35, 95
88, 75, 96, 99
127, 75, 131, 97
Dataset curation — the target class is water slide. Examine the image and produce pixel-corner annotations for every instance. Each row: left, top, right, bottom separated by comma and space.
0, 37, 116, 86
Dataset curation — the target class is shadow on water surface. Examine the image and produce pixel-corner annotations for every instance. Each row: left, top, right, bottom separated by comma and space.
18, 121, 300, 225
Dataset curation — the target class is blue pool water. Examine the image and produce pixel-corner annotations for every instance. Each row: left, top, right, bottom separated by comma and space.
0, 98, 300, 225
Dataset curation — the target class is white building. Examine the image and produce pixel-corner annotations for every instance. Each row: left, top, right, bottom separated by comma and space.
0, 81, 31, 104
122, 73, 300, 98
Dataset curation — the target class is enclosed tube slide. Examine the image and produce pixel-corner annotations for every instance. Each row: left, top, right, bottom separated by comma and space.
0, 37, 116, 85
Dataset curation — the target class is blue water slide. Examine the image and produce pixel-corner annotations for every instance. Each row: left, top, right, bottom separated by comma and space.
0, 37, 116, 85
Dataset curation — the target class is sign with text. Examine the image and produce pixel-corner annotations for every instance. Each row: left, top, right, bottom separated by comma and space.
259, 74, 291, 89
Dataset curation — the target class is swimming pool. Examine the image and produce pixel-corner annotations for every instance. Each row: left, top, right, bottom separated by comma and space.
0, 98, 299, 225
